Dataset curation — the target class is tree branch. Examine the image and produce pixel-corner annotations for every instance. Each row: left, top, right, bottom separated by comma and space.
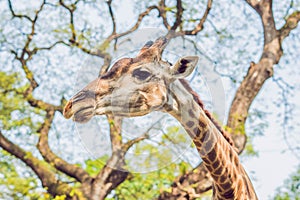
159, 1, 300, 199
91, 149, 128, 200
121, 115, 168, 152
31, 41, 66, 56
0, 130, 74, 197
106, 0, 118, 50
121, 135, 148, 152
158, 0, 171, 30
111, 5, 159, 40
106, 0, 116, 35
171, 0, 183, 30
158, 163, 212, 199
279, 11, 300, 41
36, 109, 92, 184
7, 0, 33, 22
244, 0, 261, 13
8, 0, 46, 93
176, 0, 212, 36
228, 4, 300, 154
245, 0, 277, 44
107, 116, 123, 152
59, 0, 77, 42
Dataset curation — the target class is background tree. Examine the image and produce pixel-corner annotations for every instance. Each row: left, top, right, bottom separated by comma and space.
274, 165, 300, 200
0, 0, 299, 199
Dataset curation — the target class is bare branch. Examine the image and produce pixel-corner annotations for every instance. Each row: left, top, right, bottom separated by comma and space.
107, 116, 123, 152
36, 109, 92, 184
89, 5, 159, 75
31, 41, 65, 55
121, 135, 148, 152
21, 0, 46, 60
59, 2, 159, 76
158, 0, 171, 30
33, 0, 46, 22
106, 0, 116, 35
7, 0, 33, 22
106, 0, 118, 50
56, 1, 114, 75
279, 11, 300, 41
121, 116, 168, 152
26, 94, 64, 113
171, 0, 183, 30
8, 0, 46, 92
18, 58, 39, 92
59, 0, 77, 42
178, 0, 212, 36
111, 5, 159, 40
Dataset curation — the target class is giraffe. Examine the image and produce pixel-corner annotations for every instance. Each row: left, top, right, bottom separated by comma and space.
63, 37, 258, 199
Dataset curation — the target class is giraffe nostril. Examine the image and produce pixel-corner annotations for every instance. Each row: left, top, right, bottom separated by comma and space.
63, 101, 73, 119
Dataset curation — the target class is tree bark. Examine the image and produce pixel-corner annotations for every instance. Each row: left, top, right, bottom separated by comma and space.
158, 1, 300, 199
2, 0, 299, 199
0, 130, 78, 199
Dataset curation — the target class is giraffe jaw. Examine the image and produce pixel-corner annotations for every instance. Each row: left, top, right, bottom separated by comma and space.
63, 90, 154, 122
93, 103, 154, 118
63, 92, 149, 121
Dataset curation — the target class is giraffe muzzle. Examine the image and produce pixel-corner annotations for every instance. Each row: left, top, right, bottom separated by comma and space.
63, 90, 97, 123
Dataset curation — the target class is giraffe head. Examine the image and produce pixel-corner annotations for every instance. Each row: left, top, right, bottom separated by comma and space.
63, 37, 198, 123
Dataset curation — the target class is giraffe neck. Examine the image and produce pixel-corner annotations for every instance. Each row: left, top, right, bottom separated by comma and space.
164, 79, 258, 200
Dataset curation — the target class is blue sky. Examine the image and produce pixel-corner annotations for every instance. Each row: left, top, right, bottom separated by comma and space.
1, 0, 300, 199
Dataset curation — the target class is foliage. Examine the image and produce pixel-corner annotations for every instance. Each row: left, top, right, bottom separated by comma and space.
0, 71, 43, 132
0, 72, 48, 199
109, 125, 192, 199
84, 155, 109, 177
0, 151, 49, 200
0, 0, 299, 199
273, 165, 300, 200
109, 162, 192, 200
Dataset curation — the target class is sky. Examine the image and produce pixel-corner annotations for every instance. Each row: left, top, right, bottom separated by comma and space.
85, 0, 300, 199
242, 79, 300, 199
1, 0, 300, 199
109, 0, 300, 198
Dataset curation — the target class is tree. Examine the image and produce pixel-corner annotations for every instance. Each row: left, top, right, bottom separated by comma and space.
274, 165, 300, 200
0, 0, 299, 199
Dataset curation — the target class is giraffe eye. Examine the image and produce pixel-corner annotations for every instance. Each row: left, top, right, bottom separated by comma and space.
132, 68, 152, 81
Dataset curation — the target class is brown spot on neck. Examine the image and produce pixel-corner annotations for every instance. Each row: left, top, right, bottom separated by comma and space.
186, 121, 195, 128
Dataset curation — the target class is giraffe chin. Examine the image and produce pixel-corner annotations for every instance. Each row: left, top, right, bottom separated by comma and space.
72, 108, 95, 123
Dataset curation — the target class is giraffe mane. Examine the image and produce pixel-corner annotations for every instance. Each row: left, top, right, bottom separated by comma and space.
178, 79, 235, 147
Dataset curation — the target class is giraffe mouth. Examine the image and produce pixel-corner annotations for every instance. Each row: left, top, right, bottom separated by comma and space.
73, 105, 95, 123
63, 91, 97, 123
63, 100, 96, 123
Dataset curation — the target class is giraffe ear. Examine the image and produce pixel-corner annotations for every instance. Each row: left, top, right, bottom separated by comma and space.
169, 56, 199, 78
137, 41, 154, 56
